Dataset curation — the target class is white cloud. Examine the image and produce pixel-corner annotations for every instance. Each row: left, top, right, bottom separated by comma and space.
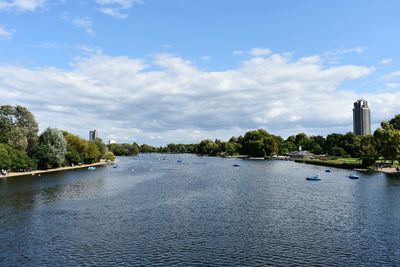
0, 0, 46, 12
1, 50, 397, 146
61, 14, 94, 35
335, 46, 366, 55
96, 7, 127, 18
250, 48, 272, 56
0, 24, 12, 39
385, 83, 400, 89
95, 0, 138, 8
234, 47, 272, 57
382, 70, 400, 81
321, 46, 366, 65
95, 0, 142, 18
75, 44, 102, 55
380, 58, 393, 65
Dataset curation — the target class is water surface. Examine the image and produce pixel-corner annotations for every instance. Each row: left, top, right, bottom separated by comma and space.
1, 154, 399, 266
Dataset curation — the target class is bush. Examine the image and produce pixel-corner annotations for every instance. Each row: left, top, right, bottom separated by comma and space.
0, 143, 36, 171
104, 151, 116, 161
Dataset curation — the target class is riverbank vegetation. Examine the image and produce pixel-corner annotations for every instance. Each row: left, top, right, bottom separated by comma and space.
2, 105, 399, 172
0, 105, 115, 172
294, 158, 364, 170
150, 115, 400, 169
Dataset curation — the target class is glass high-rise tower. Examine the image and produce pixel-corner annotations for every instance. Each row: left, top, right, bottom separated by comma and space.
89, 129, 99, 141
353, 99, 371, 136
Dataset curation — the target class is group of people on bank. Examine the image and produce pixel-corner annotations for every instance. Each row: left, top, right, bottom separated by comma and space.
0, 169, 7, 177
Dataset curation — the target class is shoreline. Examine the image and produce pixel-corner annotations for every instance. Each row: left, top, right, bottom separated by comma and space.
376, 167, 400, 174
295, 159, 400, 174
3, 161, 112, 178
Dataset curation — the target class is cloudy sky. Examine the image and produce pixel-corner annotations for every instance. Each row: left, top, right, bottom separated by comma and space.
1, 0, 400, 145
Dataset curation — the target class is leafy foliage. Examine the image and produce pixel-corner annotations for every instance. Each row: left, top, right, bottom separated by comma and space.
35, 128, 67, 169
0, 143, 36, 171
1, 105, 400, 171
107, 143, 140, 156
0, 105, 38, 155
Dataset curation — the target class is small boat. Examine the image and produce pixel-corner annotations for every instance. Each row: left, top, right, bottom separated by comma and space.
88, 166, 96, 170
349, 174, 360, 179
113, 165, 118, 168
177, 160, 183, 163
232, 164, 240, 167
325, 169, 331, 173
306, 175, 321, 181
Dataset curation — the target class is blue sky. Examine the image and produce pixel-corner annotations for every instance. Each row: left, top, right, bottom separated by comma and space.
1, 0, 400, 145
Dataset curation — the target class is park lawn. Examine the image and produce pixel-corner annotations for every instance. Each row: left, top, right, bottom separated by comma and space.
324, 157, 362, 164
295, 157, 364, 169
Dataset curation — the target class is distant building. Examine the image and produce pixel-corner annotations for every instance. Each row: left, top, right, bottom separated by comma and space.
288, 146, 314, 159
109, 139, 116, 144
353, 99, 371, 136
288, 150, 314, 159
89, 130, 99, 141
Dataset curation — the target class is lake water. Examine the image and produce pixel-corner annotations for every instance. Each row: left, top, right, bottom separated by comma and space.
1, 154, 400, 266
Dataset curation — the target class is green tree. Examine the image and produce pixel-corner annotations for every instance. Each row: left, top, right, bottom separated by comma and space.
264, 135, 280, 155
0, 144, 12, 170
341, 132, 361, 157
358, 135, 377, 167
63, 132, 87, 165
140, 144, 157, 153
282, 136, 297, 154
93, 138, 107, 158
325, 133, 345, 156
197, 139, 219, 156
245, 140, 265, 157
36, 128, 67, 169
104, 151, 116, 161
329, 146, 347, 157
374, 122, 400, 165
0, 105, 39, 155
389, 114, 400, 130
240, 129, 281, 157
84, 141, 102, 164
0, 143, 36, 171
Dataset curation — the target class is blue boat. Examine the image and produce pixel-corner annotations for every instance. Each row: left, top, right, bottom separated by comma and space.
232, 164, 240, 167
306, 174, 321, 181
88, 166, 96, 170
349, 174, 360, 179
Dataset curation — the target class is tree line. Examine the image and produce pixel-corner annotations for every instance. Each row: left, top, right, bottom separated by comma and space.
2, 105, 399, 171
144, 115, 400, 167
0, 105, 115, 172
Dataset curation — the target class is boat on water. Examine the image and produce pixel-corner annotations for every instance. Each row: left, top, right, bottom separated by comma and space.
349, 174, 360, 179
177, 160, 183, 163
232, 164, 240, 167
113, 165, 118, 168
88, 166, 96, 170
325, 169, 331, 173
306, 174, 321, 181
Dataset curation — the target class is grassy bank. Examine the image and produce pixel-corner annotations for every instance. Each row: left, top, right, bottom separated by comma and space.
295, 157, 364, 170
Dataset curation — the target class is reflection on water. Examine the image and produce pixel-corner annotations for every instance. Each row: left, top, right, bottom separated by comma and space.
0, 154, 400, 266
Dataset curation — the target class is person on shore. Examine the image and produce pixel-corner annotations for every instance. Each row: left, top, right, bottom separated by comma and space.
0, 169, 7, 177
